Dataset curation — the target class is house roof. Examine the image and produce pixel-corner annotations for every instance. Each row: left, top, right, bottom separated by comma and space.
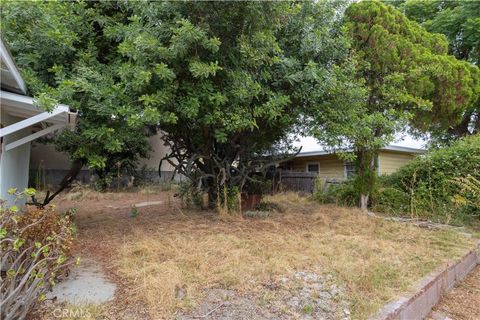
0, 38, 76, 151
295, 145, 426, 158
0, 38, 27, 95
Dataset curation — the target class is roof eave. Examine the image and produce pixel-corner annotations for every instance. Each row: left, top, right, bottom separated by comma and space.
0, 38, 27, 95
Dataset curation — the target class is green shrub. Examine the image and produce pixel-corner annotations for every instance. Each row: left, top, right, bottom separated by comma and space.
254, 201, 284, 213
375, 135, 480, 224
178, 181, 203, 208
451, 175, 480, 214
371, 187, 410, 215
217, 185, 240, 213
0, 188, 76, 320
313, 177, 359, 207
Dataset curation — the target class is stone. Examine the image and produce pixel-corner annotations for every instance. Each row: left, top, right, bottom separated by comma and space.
47, 257, 116, 304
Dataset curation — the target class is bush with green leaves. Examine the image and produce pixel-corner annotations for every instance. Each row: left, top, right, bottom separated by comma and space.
374, 135, 480, 224
371, 187, 410, 216
313, 178, 359, 207
0, 189, 76, 320
178, 182, 203, 209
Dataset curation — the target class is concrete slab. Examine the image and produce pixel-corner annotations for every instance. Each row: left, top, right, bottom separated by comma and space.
134, 200, 164, 208
48, 258, 116, 304
105, 200, 164, 210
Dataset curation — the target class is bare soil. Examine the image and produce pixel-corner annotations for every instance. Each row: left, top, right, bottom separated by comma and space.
429, 265, 480, 320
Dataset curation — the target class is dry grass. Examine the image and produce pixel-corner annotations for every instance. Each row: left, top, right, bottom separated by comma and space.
63, 191, 476, 319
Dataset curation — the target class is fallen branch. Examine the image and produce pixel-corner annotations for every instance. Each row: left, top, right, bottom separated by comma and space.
192, 303, 224, 319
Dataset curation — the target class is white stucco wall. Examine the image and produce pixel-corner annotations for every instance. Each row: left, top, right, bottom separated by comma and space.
137, 133, 177, 171
0, 110, 32, 205
30, 131, 177, 172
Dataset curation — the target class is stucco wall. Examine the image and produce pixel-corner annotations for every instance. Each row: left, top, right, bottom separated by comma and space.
137, 133, 176, 171
30, 132, 176, 172
0, 111, 32, 205
287, 154, 346, 180
30, 142, 71, 170
378, 150, 416, 175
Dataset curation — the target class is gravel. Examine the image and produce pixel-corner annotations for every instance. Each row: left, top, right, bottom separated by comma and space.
176, 271, 351, 320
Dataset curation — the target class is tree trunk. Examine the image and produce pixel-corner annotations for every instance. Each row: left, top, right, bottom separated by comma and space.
360, 194, 369, 211
447, 111, 473, 138
30, 159, 84, 207
355, 149, 377, 212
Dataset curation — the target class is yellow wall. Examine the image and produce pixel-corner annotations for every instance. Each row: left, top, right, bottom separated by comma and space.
378, 150, 416, 175
285, 150, 419, 179
286, 154, 345, 180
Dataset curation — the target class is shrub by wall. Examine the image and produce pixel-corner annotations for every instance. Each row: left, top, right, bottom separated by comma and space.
0, 189, 76, 320
374, 135, 480, 224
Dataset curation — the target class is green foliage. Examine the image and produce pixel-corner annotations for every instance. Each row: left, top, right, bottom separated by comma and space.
451, 175, 480, 212
375, 134, 480, 224
313, 179, 359, 207
130, 205, 139, 218
0, 1, 163, 185
371, 187, 410, 215
1, 1, 353, 202
178, 182, 203, 209
217, 186, 240, 213
310, 0, 480, 208
397, 0, 480, 140
0, 189, 76, 320
118, 1, 351, 203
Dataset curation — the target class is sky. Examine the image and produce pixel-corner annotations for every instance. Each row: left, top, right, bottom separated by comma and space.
293, 134, 427, 152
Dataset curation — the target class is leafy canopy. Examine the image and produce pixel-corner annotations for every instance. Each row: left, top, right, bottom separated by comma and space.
308, 0, 480, 207
1, 1, 351, 202
108, 1, 351, 200
396, 0, 480, 140
1, 1, 164, 180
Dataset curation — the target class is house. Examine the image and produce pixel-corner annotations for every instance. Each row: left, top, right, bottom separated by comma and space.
0, 39, 75, 205
280, 145, 425, 180
29, 132, 177, 188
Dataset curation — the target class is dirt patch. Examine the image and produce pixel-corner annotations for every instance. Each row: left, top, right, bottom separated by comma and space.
177, 271, 350, 320
429, 265, 480, 320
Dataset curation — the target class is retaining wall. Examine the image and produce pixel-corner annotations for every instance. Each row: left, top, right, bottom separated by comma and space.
372, 240, 480, 320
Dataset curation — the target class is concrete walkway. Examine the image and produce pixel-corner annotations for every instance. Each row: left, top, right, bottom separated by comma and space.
48, 257, 116, 304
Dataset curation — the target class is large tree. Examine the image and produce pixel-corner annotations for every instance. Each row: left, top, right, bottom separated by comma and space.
1, 1, 164, 198
395, 0, 480, 142
1, 1, 351, 207
309, 0, 480, 210
109, 1, 351, 205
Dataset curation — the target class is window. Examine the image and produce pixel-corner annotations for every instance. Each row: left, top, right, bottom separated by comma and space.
344, 161, 356, 178
306, 162, 320, 174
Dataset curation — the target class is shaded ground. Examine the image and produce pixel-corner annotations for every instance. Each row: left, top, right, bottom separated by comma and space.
429, 265, 480, 320
31, 190, 477, 319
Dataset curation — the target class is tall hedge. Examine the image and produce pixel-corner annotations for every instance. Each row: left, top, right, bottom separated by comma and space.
375, 134, 480, 223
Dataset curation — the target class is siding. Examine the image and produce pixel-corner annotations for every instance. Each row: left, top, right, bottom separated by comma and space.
378, 150, 416, 175
287, 154, 345, 180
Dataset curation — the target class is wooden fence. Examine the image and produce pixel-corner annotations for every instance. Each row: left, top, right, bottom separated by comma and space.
277, 171, 318, 193
275, 171, 342, 193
